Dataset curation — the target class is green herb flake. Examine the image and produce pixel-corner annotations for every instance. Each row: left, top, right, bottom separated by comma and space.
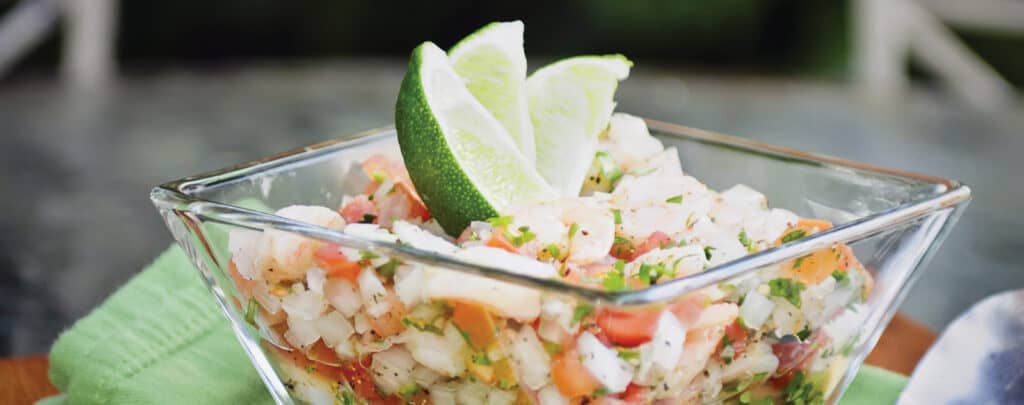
359, 250, 380, 261
376, 258, 401, 278
543, 341, 563, 355
614, 259, 626, 273
783, 371, 825, 405
768, 278, 806, 308
612, 208, 622, 224
592, 387, 611, 396
487, 215, 514, 227
400, 318, 444, 335
398, 383, 421, 398
359, 213, 377, 224
572, 303, 595, 326
602, 271, 627, 291
793, 254, 811, 268
832, 270, 850, 287
665, 195, 683, 204
568, 223, 580, 239
797, 325, 813, 341
781, 229, 808, 243
704, 246, 716, 261
616, 348, 640, 362
305, 365, 316, 374
244, 298, 258, 326
508, 226, 537, 247
738, 229, 755, 252
471, 353, 491, 365
545, 244, 561, 260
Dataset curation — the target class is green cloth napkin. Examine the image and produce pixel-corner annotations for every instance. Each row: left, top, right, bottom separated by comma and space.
44, 246, 907, 404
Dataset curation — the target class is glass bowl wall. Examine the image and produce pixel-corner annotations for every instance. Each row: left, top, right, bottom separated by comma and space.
151, 119, 969, 404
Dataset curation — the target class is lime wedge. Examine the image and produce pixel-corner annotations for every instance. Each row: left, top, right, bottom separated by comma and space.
449, 21, 535, 164
395, 42, 557, 235
527, 55, 631, 197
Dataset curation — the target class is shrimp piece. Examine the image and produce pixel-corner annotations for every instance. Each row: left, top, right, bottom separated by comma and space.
651, 303, 738, 400
258, 205, 345, 284
561, 199, 615, 264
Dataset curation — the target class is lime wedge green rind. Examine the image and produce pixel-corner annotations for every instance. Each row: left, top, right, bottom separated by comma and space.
449, 21, 535, 164
528, 54, 632, 197
395, 42, 556, 235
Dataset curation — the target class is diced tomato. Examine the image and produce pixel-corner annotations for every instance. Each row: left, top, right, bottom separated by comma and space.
314, 244, 363, 281
450, 300, 498, 349
595, 308, 661, 347
617, 383, 649, 403
486, 231, 519, 253
551, 348, 603, 398
635, 231, 673, 258
339, 195, 378, 224
609, 237, 637, 261
367, 290, 407, 337
723, 320, 749, 358
596, 293, 710, 347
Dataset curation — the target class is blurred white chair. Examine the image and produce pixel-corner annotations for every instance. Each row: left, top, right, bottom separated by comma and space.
854, 0, 1020, 111
0, 0, 117, 88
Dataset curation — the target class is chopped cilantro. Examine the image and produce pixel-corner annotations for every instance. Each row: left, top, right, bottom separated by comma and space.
752, 372, 769, 381
305, 365, 316, 374
507, 226, 536, 247
738, 229, 755, 252
797, 325, 813, 341
359, 250, 380, 261
487, 215, 514, 227
783, 371, 825, 405
665, 195, 683, 204
359, 213, 376, 224
543, 341, 563, 355
244, 298, 258, 326
400, 318, 444, 335
471, 353, 491, 365
611, 208, 622, 224
545, 244, 561, 260
602, 264, 627, 291
568, 223, 580, 239
616, 348, 640, 362
793, 254, 811, 268
704, 245, 716, 260
370, 170, 388, 182
614, 259, 626, 272
337, 390, 358, 405
572, 303, 595, 326
592, 387, 611, 396
768, 278, 806, 308
637, 262, 671, 285
832, 270, 850, 287
376, 258, 401, 278
398, 383, 421, 398
781, 229, 808, 243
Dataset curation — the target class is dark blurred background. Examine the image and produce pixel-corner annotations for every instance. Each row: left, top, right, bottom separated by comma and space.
0, 0, 1022, 356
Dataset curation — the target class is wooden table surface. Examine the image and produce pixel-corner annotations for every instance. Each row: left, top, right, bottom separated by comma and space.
0, 314, 936, 405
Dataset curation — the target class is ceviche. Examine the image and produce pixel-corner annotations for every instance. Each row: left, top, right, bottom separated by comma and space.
226, 112, 871, 405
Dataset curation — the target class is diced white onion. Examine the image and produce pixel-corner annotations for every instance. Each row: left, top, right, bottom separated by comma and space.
228, 229, 262, 280
411, 365, 441, 388
353, 312, 371, 334
720, 343, 779, 382
323, 278, 362, 318
281, 287, 327, 321
537, 385, 570, 405
370, 346, 417, 395
429, 381, 458, 405
306, 267, 326, 295
456, 380, 490, 404
507, 327, 552, 390
636, 311, 686, 384
403, 323, 467, 376
357, 269, 391, 317
394, 265, 425, 307
284, 315, 320, 348
487, 389, 517, 405
577, 332, 634, 393
315, 311, 354, 350
739, 292, 775, 329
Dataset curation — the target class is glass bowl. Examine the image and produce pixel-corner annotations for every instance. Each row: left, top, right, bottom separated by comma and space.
150, 118, 969, 404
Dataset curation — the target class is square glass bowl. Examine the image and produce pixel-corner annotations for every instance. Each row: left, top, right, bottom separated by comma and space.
151, 119, 969, 404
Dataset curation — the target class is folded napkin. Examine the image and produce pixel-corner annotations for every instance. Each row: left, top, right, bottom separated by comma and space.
44, 246, 907, 404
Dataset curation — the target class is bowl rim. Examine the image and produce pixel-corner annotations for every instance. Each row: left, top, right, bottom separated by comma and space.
151, 118, 972, 307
